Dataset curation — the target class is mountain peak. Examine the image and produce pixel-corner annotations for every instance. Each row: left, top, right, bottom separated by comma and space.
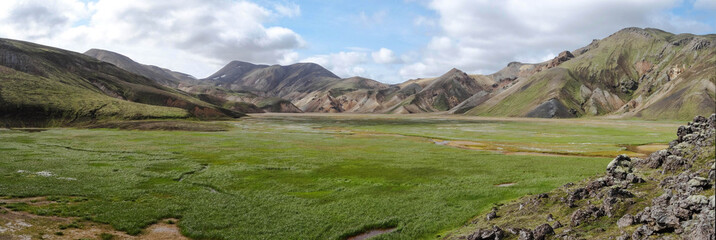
442, 68, 468, 78
84, 48, 133, 62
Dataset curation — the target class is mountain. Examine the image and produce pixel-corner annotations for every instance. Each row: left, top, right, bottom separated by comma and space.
200, 27, 714, 120
30, 27, 714, 120
84, 49, 197, 87
0, 39, 242, 127
179, 84, 303, 113
294, 76, 398, 113
395, 68, 495, 113
464, 28, 716, 119
205, 61, 340, 100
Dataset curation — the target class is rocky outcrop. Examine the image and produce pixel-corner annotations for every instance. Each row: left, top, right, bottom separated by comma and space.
525, 98, 575, 118
629, 115, 715, 239
545, 51, 574, 69
449, 114, 715, 240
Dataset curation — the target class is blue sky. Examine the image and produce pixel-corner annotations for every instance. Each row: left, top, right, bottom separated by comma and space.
0, 0, 714, 83
271, 0, 436, 56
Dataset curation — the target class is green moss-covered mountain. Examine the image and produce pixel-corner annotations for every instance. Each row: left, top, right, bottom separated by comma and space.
0, 39, 242, 127
465, 28, 716, 119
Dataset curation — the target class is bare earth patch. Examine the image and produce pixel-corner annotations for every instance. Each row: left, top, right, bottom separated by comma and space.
495, 182, 516, 187
347, 228, 397, 240
0, 198, 187, 240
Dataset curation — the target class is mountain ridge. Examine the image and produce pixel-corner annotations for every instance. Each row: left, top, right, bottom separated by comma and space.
0, 38, 243, 127
75, 27, 716, 120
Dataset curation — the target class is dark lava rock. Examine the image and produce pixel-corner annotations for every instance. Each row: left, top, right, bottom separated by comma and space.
606, 154, 633, 180
468, 226, 504, 240
518, 229, 534, 240
532, 223, 554, 240
570, 205, 603, 227
525, 98, 574, 118
643, 149, 669, 168
607, 186, 634, 198
565, 188, 587, 207
552, 221, 562, 229
486, 208, 498, 221
687, 177, 710, 190
662, 155, 689, 172
632, 225, 654, 240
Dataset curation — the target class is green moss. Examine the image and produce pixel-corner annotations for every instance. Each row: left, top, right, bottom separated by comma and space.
0, 115, 682, 239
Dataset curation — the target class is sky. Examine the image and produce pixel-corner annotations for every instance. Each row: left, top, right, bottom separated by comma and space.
0, 0, 714, 83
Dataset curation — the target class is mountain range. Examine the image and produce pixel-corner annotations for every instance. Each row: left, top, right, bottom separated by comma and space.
1, 27, 714, 126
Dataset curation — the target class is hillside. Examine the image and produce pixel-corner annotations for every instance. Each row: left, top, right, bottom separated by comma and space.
465, 28, 716, 119
0, 39, 242, 127
84, 49, 197, 87
83, 49, 297, 114
446, 114, 715, 240
45, 27, 716, 120
199, 28, 714, 120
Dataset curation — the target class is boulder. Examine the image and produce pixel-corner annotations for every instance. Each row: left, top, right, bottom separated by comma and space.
687, 177, 709, 189
632, 225, 654, 240
532, 223, 554, 240
677, 125, 692, 142
686, 195, 709, 206
644, 150, 669, 169
684, 210, 716, 240
570, 205, 602, 227
552, 221, 562, 229
467, 226, 504, 240
617, 214, 634, 228
649, 206, 679, 232
486, 208, 498, 221
607, 155, 633, 180
546, 51, 574, 68
607, 186, 634, 198
518, 229, 534, 240
662, 155, 688, 172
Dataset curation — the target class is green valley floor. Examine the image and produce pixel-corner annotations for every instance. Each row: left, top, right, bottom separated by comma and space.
0, 114, 681, 239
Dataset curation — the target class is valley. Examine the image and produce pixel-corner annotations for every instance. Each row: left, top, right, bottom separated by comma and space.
0, 114, 680, 239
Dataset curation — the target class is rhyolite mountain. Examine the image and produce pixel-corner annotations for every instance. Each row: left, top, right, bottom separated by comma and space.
195, 28, 714, 119
0, 38, 242, 127
13, 27, 713, 122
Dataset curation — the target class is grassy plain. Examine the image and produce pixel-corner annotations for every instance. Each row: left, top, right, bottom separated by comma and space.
0, 114, 680, 239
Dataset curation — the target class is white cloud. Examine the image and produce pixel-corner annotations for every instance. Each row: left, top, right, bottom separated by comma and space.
399, 0, 715, 79
0, 0, 304, 78
371, 48, 400, 64
356, 10, 388, 27
302, 51, 369, 77
274, 2, 301, 18
0, 0, 89, 40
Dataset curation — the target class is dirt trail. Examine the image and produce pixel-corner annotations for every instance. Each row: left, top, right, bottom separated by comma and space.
0, 197, 188, 240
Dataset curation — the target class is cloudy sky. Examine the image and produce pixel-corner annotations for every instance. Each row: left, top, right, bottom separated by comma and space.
1, 0, 714, 83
